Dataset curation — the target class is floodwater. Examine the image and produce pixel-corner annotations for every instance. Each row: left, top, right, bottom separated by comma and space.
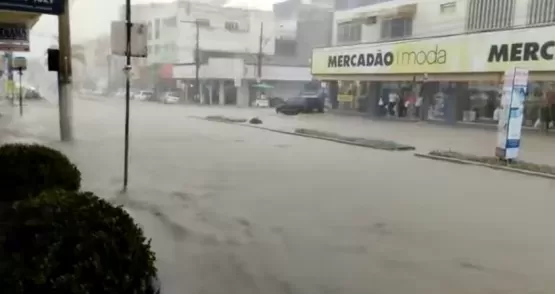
3, 97, 555, 294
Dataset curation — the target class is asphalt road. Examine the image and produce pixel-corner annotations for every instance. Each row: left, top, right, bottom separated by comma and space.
3, 98, 555, 294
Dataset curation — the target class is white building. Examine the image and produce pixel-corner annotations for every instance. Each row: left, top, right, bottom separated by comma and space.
121, 0, 312, 106
313, 0, 555, 125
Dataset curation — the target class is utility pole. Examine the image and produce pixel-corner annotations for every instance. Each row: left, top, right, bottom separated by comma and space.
194, 20, 200, 103
6, 52, 13, 104
179, 20, 201, 103
18, 68, 23, 116
123, 0, 132, 191
257, 22, 263, 83
107, 54, 112, 91
58, 0, 73, 141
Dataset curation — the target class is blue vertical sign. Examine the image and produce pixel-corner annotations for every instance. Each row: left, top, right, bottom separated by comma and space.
496, 68, 528, 160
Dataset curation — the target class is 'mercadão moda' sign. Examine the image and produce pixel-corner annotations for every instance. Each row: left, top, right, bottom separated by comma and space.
0, 0, 65, 15
311, 26, 555, 75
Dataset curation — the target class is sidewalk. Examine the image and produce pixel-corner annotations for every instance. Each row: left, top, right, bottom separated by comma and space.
0, 99, 15, 140
250, 112, 555, 166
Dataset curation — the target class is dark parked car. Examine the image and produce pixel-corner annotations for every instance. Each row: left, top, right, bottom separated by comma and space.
269, 97, 285, 107
276, 96, 324, 115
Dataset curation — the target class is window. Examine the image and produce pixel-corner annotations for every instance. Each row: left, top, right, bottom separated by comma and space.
155, 45, 160, 54
147, 22, 152, 39
440, 2, 456, 14
163, 16, 177, 27
527, 0, 555, 25
155, 19, 160, 39
195, 19, 210, 27
225, 21, 239, 31
381, 17, 412, 40
335, 0, 393, 10
275, 39, 297, 56
336, 21, 362, 44
466, 0, 515, 32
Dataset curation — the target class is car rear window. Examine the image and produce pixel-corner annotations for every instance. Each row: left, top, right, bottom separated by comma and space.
288, 97, 304, 103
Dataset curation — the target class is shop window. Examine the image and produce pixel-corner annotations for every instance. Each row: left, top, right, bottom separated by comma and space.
429, 82, 456, 121
196, 19, 210, 27
381, 17, 412, 40
466, 0, 514, 32
163, 17, 177, 28
275, 39, 297, 56
336, 21, 362, 44
440, 2, 456, 14
338, 81, 357, 110
462, 81, 501, 123
155, 19, 160, 39
225, 21, 239, 31
380, 82, 416, 118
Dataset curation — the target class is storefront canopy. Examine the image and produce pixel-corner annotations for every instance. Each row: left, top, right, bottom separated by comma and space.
0, 10, 40, 28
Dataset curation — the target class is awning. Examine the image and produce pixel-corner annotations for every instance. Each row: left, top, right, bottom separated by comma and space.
339, 3, 418, 23
252, 83, 274, 89
0, 10, 41, 28
380, 4, 417, 19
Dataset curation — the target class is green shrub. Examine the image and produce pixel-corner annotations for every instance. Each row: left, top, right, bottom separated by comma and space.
0, 143, 81, 202
0, 190, 157, 293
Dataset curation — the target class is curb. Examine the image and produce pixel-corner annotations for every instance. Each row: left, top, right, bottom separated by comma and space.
414, 153, 555, 180
192, 116, 415, 151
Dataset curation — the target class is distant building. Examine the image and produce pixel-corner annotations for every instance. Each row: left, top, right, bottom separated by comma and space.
118, 0, 315, 106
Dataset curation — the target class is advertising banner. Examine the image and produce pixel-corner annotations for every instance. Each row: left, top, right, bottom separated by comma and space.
0, 23, 29, 51
312, 26, 555, 75
0, 0, 64, 15
496, 68, 528, 160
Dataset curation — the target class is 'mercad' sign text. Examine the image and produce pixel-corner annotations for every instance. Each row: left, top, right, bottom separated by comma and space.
311, 26, 555, 75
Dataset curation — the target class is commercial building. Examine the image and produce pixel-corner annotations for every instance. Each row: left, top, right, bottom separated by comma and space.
1, 1, 60, 98
313, 0, 555, 127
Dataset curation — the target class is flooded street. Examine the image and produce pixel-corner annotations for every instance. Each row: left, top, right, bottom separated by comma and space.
4, 98, 555, 294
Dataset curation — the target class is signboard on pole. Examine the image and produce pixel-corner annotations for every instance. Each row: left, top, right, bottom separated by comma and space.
0, 23, 29, 51
110, 21, 148, 58
0, 0, 65, 15
495, 68, 528, 160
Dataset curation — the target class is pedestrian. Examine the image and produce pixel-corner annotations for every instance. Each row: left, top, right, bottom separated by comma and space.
541, 91, 551, 133
388, 91, 398, 116
547, 83, 555, 131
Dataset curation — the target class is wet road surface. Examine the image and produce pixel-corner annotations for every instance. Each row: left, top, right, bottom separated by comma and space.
3, 98, 555, 294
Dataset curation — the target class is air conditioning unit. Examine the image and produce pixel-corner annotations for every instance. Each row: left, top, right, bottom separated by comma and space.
365, 16, 377, 25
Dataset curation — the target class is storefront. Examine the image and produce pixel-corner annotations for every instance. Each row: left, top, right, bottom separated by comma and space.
312, 26, 555, 127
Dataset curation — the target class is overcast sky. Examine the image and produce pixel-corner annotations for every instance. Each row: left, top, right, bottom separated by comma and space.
27, 0, 278, 58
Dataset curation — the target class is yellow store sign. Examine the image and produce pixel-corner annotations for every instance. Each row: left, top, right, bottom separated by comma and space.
312, 26, 555, 75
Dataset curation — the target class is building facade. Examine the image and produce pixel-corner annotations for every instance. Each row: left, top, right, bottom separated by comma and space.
120, 0, 281, 106
313, 0, 555, 128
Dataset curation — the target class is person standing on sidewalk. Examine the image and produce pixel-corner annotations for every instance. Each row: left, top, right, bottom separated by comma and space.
547, 83, 555, 132
540, 84, 554, 133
